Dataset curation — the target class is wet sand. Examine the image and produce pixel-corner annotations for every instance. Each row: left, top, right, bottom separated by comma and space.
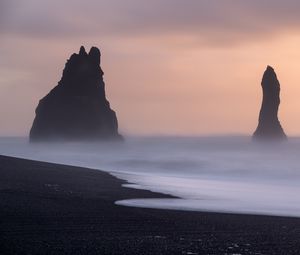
1, 155, 300, 254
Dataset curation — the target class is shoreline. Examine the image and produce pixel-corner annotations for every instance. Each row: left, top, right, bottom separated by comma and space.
1, 155, 300, 254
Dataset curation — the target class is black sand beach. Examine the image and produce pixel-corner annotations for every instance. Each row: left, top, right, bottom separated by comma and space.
1, 155, 300, 254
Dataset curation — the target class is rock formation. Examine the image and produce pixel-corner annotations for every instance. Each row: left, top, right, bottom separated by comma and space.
253, 66, 287, 140
30, 46, 122, 141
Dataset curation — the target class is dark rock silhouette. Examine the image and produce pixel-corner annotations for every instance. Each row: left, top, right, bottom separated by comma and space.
253, 66, 287, 140
30, 46, 122, 142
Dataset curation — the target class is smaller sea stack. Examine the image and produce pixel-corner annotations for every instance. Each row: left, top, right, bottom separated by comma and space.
253, 66, 287, 140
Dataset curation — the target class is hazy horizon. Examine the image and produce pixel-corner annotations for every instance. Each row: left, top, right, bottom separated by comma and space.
2, 1, 300, 136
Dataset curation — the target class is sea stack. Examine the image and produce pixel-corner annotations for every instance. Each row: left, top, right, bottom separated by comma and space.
253, 66, 287, 140
30, 46, 122, 141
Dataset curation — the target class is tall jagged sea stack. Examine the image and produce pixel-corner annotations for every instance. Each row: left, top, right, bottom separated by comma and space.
30, 46, 122, 141
253, 66, 286, 140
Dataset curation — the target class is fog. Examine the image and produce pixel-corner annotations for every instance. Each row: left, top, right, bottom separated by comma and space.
1, 136, 300, 217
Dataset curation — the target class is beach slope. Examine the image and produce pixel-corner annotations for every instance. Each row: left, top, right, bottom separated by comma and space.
1, 155, 300, 254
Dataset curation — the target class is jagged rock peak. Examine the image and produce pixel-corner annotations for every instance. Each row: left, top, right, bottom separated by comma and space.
89, 46, 101, 65
79, 45, 87, 56
253, 66, 287, 141
262, 65, 279, 87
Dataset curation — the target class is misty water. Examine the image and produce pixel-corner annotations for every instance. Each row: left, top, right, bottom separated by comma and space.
1, 136, 300, 217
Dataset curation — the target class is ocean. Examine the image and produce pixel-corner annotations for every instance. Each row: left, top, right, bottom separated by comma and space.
1, 136, 300, 217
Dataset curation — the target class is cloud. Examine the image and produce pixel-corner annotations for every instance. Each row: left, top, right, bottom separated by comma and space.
2, 0, 300, 45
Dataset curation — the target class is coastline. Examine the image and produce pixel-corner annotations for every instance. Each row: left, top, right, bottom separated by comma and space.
1, 155, 300, 254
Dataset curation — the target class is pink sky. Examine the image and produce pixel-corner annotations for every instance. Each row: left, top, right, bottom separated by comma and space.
1, 0, 300, 136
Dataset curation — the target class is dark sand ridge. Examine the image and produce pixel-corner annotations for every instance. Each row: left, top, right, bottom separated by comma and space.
1, 155, 300, 254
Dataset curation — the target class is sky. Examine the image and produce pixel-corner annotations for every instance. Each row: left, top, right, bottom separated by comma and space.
1, 0, 300, 136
